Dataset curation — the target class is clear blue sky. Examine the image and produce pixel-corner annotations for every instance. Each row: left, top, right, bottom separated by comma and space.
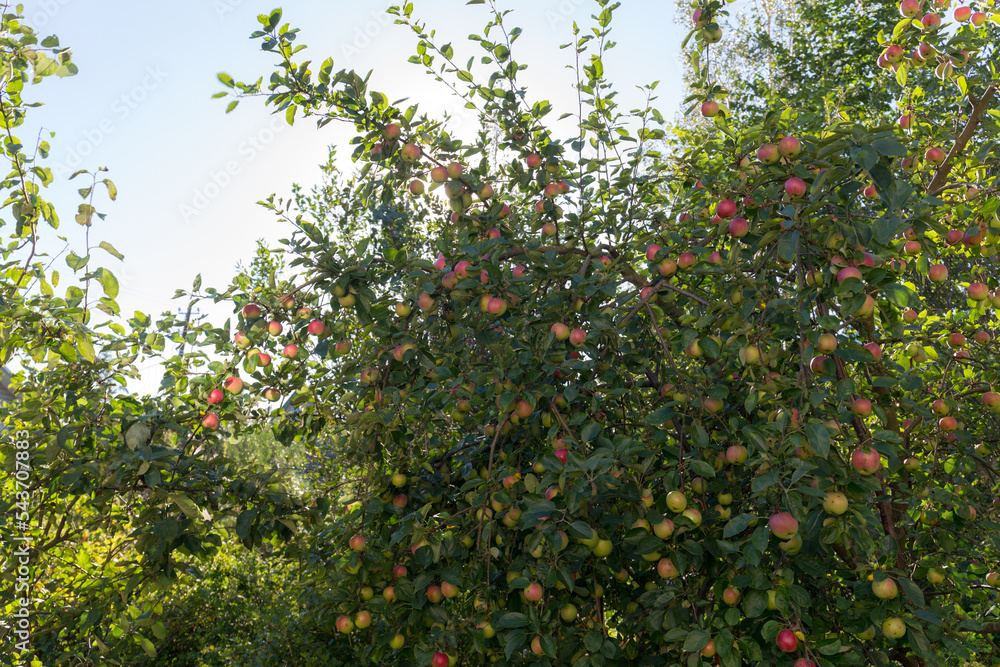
18, 0, 688, 389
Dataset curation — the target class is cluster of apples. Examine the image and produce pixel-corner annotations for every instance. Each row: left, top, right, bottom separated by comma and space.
200, 299, 347, 430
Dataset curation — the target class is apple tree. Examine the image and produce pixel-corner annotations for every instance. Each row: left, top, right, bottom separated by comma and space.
201, 1, 1000, 665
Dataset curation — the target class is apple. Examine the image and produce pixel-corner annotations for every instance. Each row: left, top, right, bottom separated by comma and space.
389, 633, 404, 649
224, 376, 244, 395
717, 198, 737, 219
263, 387, 281, 402
855, 294, 876, 317
382, 586, 396, 602
921, 12, 941, 29
338, 293, 356, 307
852, 447, 881, 475
440, 581, 459, 598
971, 10, 987, 25
681, 508, 702, 527
728, 217, 749, 237
823, 491, 849, 515
701, 638, 716, 658
201, 413, 220, 429
938, 416, 958, 431
242, 303, 262, 319
657, 557, 679, 578
431, 653, 449, 667
816, 333, 838, 353
207, 388, 225, 405
569, 328, 587, 347
794, 660, 815, 667
349, 535, 366, 551
355, 610, 372, 629
560, 604, 578, 622
769, 512, 798, 539
872, 576, 899, 599
653, 518, 675, 540
968, 282, 989, 301
925, 146, 946, 165
954, 5, 972, 21
307, 319, 326, 336
524, 582, 543, 602
526, 153, 542, 169
399, 143, 421, 162
541, 222, 557, 237
932, 399, 949, 415
837, 266, 862, 284
408, 179, 425, 195
852, 397, 873, 417
418, 292, 436, 311
882, 617, 906, 639
785, 176, 807, 198
928, 263, 949, 282
335, 615, 354, 634
927, 568, 946, 585
726, 445, 748, 465
864, 342, 882, 360
986, 572, 1000, 586
666, 491, 687, 513
779, 136, 802, 158
982, 392, 1000, 410
234, 331, 251, 349
776, 629, 798, 652
722, 586, 740, 606
701, 100, 720, 117
903, 308, 919, 323
757, 143, 780, 164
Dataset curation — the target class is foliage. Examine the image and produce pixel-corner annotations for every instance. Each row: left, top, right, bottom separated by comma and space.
197, 1, 1000, 666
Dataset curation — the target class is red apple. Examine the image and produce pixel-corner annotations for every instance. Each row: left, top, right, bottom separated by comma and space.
201, 413, 220, 429
784, 176, 807, 198
777, 629, 798, 652
728, 217, 749, 238
769, 512, 798, 539
852, 447, 881, 475
224, 376, 244, 395
207, 388, 225, 405
242, 303, 262, 319
717, 198, 737, 219
757, 143, 780, 164
778, 136, 802, 158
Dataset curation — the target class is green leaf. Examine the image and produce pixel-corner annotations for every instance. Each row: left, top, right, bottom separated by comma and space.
804, 423, 831, 458
98, 241, 124, 260
646, 407, 673, 425
751, 470, 779, 494
898, 577, 925, 607
75, 329, 96, 363
94, 268, 119, 299
495, 612, 528, 629
723, 513, 754, 538
682, 629, 711, 653
168, 493, 204, 521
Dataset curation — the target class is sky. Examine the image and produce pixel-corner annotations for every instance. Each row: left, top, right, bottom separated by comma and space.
16, 0, 692, 391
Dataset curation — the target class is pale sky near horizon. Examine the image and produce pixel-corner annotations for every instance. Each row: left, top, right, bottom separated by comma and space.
15, 0, 693, 392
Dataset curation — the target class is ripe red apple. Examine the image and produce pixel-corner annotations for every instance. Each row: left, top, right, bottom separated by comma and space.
431, 653, 449, 667
785, 176, 807, 198
307, 319, 326, 336
864, 342, 882, 360
968, 282, 988, 301
938, 416, 958, 431
335, 615, 354, 634
921, 12, 941, 28
263, 387, 280, 402
283, 344, 299, 359
973, 331, 991, 345
569, 328, 587, 347
224, 376, 244, 395
778, 136, 802, 158
852, 447, 881, 475
487, 297, 508, 316
717, 198, 737, 219
776, 629, 798, 652
955, 6, 972, 21
816, 333, 838, 353
982, 391, 1000, 410
207, 388, 225, 405
418, 292, 436, 311
349, 535, 366, 551
267, 320, 283, 336
355, 610, 372, 629
242, 303, 262, 319
837, 266, 862, 284
852, 398, 873, 417
728, 217, 749, 238
810, 355, 829, 374
234, 331, 251, 349
524, 582, 543, 602
677, 252, 697, 270
971, 10, 987, 25
794, 660, 815, 667
526, 153, 542, 169
722, 586, 741, 606
701, 100, 719, 117
769, 512, 798, 539
426, 585, 443, 603
201, 413, 220, 429
925, 146, 946, 165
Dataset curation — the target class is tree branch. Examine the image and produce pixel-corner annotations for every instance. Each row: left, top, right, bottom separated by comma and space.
927, 84, 997, 194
